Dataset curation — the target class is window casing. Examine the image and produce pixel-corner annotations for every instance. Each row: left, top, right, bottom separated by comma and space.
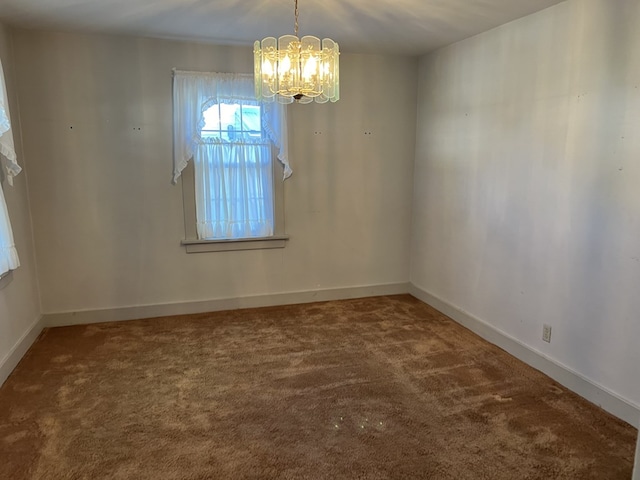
172, 71, 290, 253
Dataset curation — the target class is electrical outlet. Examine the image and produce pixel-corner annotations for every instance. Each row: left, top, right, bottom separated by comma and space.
542, 324, 552, 343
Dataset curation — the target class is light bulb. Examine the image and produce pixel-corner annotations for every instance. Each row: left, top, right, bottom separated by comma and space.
280, 54, 291, 75
262, 59, 273, 76
303, 55, 317, 81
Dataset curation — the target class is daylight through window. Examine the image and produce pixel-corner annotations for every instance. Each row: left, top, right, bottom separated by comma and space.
195, 101, 274, 240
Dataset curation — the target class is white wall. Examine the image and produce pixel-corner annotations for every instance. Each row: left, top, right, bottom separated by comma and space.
412, 0, 640, 411
10, 30, 417, 315
0, 23, 42, 380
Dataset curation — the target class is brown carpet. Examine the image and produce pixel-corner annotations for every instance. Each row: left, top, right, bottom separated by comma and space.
0, 295, 636, 479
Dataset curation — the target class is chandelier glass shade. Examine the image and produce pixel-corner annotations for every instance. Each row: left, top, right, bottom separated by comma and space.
253, 1, 339, 104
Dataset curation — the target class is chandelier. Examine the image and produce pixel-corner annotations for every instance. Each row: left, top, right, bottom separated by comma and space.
253, 0, 340, 104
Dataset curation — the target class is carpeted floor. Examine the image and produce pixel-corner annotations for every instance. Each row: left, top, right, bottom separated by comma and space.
0, 295, 636, 479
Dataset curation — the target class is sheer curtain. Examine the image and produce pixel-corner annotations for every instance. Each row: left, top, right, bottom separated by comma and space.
194, 142, 274, 239
0, 57, 20, 275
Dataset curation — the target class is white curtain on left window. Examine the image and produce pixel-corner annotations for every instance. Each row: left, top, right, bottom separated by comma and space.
0, 57, 21, 275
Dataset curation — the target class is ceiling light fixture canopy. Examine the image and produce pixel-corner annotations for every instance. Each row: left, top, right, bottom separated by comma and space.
254, 0, 340, 104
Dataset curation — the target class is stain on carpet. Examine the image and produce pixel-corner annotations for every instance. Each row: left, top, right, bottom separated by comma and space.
0, 295, 636, 479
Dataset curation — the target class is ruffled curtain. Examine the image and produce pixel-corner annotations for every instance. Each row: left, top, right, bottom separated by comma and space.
172, 70, 291, 183
0, 57, 20, 275
194, 142, 274, 239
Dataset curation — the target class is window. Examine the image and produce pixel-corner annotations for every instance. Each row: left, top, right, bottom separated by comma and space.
201, 103, 262, 142
195, 102, 274, 240
172, 71, 290, 252
0, 57, 21, 277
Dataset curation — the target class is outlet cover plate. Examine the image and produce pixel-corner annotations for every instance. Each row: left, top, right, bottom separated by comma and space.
543, 324, 552, 343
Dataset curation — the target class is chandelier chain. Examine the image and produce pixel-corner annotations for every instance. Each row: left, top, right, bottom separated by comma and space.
294, 0, 299, 37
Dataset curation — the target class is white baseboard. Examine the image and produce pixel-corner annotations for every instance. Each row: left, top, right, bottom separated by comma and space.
0, 316, 45, 387
409, 284, 640, 429
43, 282, 411, 327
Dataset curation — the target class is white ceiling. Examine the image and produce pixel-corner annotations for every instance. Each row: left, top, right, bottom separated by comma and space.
0, 0, 565, 56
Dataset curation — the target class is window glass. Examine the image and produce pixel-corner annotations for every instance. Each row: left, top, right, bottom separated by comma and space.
201, 103, 263, 142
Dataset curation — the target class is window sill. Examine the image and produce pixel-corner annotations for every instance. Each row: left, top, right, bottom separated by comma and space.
181, 235, 289, 253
